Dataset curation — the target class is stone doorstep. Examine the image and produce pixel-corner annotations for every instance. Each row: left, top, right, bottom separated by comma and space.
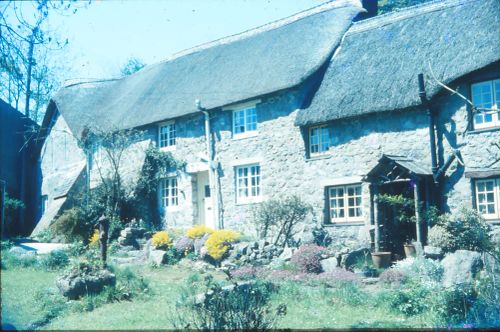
16, 242, 70, 254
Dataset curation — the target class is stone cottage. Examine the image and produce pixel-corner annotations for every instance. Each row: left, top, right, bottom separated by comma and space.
31, 0, 499, 255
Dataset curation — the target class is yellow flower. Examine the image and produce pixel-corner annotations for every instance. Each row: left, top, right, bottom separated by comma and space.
186, 225, 214, 239
152, 231, 172, 249
89, 229, 100, 245
205, 229, 240, 260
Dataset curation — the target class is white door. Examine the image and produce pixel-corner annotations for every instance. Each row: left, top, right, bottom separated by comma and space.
197, 171, 215, 228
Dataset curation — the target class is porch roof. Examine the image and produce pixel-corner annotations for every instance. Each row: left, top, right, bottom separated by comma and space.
364, 154, 432, 183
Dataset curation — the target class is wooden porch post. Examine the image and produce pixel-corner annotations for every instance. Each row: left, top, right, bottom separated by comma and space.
372, 185, 380, 252
414, 179, 423, 249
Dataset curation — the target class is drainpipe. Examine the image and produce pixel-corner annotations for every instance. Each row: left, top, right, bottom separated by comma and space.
1, 179, 6, 239
195, 100, 221, 229
418, 74, 439, 183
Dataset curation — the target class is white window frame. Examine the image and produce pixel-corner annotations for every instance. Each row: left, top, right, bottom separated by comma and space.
159, 176, 179, 210
235, 164, 262, 204
475, 178, 500, 220
232, 106, 258, 139
471, 79, 500, 130
309, 126, 330, 156
41, 195, 48, 215
158, 121, 176, 151
327, 184, 363, 223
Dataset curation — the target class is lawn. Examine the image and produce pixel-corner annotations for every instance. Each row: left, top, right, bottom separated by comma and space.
1, 263, 432, 330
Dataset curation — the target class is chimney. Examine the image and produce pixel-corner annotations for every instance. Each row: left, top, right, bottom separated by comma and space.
354, 0, 378, 21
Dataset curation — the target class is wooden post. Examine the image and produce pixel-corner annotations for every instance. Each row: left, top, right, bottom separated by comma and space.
373, 185, 380, 252
414, 180, 422, 249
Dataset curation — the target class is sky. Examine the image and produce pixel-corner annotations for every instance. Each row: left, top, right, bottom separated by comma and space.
18, 0, 324, 80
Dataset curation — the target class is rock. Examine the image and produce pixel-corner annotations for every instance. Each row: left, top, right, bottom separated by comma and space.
149, 250, 167, 265
341, 248, 371, 271
251, 242, 259, 250
294, 224, 315, 245
263, 244, 276, 253
235, 242, 250, 255
199, 246, 208, 259
142, 239, 152, 259
57, 270, 115, 300
424, 246, 444, 260
361, 277, 379, 285
258, 240, 269, 249
194, 235, 209, 255
320, 257, 339, 273
441, 250, 483, 287
279, 247, 295, 261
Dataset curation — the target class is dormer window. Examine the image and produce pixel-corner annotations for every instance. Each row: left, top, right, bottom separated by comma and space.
159, 121, 176, 150
309, 126, 330, 156
233, 106, 257, 138
472, 79, 500, 130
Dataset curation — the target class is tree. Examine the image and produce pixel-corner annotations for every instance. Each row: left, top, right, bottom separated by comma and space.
120, 57, 145, 77
0, 0, 88, 123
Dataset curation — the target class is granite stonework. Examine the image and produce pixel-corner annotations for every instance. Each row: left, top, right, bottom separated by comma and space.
35, 72, 500, 245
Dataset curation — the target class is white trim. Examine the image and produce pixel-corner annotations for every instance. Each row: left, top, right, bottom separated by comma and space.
309, 125, 330, 156
320, 176, 364, 187
326, 183, 364, 223
158, 120, 176, 149
230, 157, 263, 167
186, 162, 210, 173
233, 131, 259, 140
472, 79, 500, 130
475, 178, 500, 220
235, 163, 262, 204
222, 99, 261, 111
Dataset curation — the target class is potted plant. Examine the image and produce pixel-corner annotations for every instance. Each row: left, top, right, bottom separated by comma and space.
403, 238, 416, 258
371, 251, 392, 269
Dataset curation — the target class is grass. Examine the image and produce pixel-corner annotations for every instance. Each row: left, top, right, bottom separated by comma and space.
1, 267, 59, 330
1, 261, 438, 330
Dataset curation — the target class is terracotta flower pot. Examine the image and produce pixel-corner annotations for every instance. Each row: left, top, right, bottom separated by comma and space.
403, 244, 416, 258
371, 252, 392, 268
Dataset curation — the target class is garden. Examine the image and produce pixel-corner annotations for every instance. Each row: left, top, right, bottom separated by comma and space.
2, 193, 499, 330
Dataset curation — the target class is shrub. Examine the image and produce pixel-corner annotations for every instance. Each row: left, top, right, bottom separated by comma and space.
205, 229, 240, 261
379, 269, 408, 286
50, 207, 94, 243
230, 265, 262, 280
40, 250, 70, 270
186, 225, 214, 239
3, 194, 25, 234
1, 251, 38, 269
254, 195, 312, 247
392, 257, 443, 283
290, 244, 326, 273
89, 229, 100, 246
428, 208, 493, 253
174, 236, 194, 256
469, 272, 500, 327
172, 276, 286, 330
151, 231, 172, 249
35, 228, 55, 242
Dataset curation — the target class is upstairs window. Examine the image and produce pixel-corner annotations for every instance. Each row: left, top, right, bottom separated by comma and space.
475, 178, 500, 220
236, 164, 261, 204
159, 122, 176, 149
327, 184, 363, 223
160, 177, 178, 208
233, 107, 257, 137
472, 79, 500, 129
310, 126, 330, 156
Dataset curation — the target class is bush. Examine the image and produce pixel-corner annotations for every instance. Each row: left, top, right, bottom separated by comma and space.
205, 229, 240, 261
89, 229, 100, 246
186, 225, 214, 239
174, 236, 194, 256
50, 207, 94, 243
3, 194, 25, 234
151, 231, 172, 249
40, 250, 70, 270
469, 272, 500, 328
290, 244, 327, 273
1, 251, 38, 269
230, 265, 261, 280
428, 208, 493, 253
35, 228, 55, 242
254, 195, 312, 247
172, 276, 286, 330
391, 257, 443, 283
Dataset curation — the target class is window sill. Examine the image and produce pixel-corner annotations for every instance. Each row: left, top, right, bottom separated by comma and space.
160, 145, 176, 152
323, 221, 365, 227
161, 206, 180, 213
467, 126, 500, 135
306, 152, 332, 162
232, 131, 258, 141
236, 197, 263, 205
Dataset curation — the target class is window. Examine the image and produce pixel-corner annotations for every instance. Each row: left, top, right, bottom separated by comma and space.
159, 122, 176, 149
472, 79, 500, 129
233, 107, 257, 137
327, 184, 363, 223
41, 195, 48, 215
309, 126, 329, 155
475, 178, 500, 219
236, 164, 261, 203
160, 177, 178, 208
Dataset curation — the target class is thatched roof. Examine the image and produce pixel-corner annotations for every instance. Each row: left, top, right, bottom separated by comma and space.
296, 0, 500, 126
52, 0, 363, 136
